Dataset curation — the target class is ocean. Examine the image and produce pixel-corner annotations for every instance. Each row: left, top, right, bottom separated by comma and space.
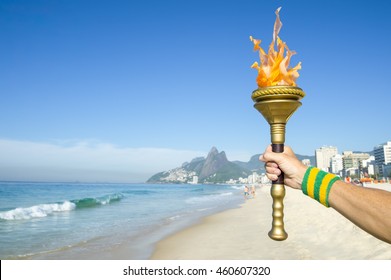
0, 181, 244, 259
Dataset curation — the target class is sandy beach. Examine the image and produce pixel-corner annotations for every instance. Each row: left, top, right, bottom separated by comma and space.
151, 183, 391, 260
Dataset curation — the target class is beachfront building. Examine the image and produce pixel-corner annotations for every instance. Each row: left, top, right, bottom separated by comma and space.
330, 154, 343, 176
260, 174, 269, 184
342, 151, 370, 178
315, 146, 338, 172
374, 141, 391, 178
383, 164, 391, 180
247, 171, 260, 184
247, 174, 254, 184
302, 159, 311, 166
189, 175, 199, 184
361, 156, 375, 177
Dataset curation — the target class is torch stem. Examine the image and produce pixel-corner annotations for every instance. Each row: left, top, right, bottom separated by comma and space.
268, 129, 288, 240
268, 183, 288, 240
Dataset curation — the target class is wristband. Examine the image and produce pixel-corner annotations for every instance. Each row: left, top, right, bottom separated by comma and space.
302, 166, 340, 207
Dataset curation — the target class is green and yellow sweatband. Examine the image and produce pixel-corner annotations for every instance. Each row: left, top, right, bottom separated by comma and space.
301, 167, 340, 207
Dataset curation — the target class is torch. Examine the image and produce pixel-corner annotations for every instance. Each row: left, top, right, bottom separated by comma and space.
250, 8, 305, 240
252, 86, 304, 240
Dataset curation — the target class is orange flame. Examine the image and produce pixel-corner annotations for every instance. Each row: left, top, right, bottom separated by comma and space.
250, 7, 301, 87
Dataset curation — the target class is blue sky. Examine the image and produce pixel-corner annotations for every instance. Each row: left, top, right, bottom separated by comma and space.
1, 0, 390, 182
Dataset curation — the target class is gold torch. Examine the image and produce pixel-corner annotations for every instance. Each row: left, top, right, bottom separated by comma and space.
250, 8, 305, 240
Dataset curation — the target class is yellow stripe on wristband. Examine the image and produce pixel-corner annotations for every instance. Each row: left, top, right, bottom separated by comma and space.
306, 167, 318, 199
319, 173, 337, 206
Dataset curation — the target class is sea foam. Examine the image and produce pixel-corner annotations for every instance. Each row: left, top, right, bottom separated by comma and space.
0, 201, 76, 220
185, 192, 233, 204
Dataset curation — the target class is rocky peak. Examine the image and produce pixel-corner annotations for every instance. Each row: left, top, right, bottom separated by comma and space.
199, 147, 229, 180
208, 146, 219, 156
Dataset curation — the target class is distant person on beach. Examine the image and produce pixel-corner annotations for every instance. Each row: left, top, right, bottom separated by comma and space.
244, 185, 249, 199
251, 186, 256, 198
260, 145, 391, 244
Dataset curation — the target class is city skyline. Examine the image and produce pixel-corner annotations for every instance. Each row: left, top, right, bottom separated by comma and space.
1, 0, 390, 182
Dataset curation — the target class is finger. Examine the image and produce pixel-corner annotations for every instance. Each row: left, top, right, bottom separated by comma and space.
261, 150, 284, 163
265, 162, 279, 168
266, 173, 278, 181
265, 166, 281, 176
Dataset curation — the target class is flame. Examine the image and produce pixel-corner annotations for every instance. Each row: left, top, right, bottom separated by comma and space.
250, 7, 301, 87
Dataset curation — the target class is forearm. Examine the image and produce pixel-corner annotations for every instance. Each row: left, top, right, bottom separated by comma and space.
262, 147, 391, 243
328, 181, 391, 244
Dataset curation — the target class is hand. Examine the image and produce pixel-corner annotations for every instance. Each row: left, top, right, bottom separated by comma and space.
259, 145, 307, 190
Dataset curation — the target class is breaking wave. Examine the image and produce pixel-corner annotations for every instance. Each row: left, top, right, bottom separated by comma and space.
71, 193, 123, 208
0, 193, 123, 221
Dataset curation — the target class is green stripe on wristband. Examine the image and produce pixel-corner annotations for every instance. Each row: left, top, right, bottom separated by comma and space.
324, 176, 339, 207
301, 166, 314, 196
314, 170, 327, 202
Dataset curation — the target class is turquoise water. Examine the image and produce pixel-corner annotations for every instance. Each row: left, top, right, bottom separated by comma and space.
0, 182, 243, 259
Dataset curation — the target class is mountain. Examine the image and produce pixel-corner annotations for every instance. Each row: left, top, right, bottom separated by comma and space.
234, 154, 265, 172
146, 147, 315, 184
147, 147, 251, 184
234, 153, 315, 171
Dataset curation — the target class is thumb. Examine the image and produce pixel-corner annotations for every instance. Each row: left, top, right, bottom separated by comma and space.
259, 145, 273, 162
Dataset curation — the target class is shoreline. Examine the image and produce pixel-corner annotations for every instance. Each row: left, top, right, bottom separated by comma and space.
13, 184, 245, 260
151, 183, 391, 260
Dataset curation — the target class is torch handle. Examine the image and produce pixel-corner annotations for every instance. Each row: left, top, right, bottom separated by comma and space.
271, 143, 284, 184
268, 143, 288, 241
